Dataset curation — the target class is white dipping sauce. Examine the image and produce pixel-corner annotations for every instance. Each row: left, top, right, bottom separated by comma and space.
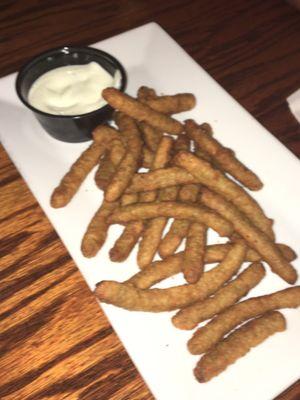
28, 62, 121, 115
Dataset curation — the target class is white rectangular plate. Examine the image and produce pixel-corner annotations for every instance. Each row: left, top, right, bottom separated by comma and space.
0, 22, 299, 400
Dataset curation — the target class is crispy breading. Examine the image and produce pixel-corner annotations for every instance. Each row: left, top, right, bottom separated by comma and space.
92, 124, 123, 142
126, 167, 197, 193
105, 115, 142, 202
126, 253, 183, 289
199, 242, 296, 263
139, 122, 163, 152
120, 193, 139, 206
142, 93, 196, 114
137, 86, 157, 101
150, 136, 174, 170
188, 286, 300, 354
81, 200, 119, 258
159, 220, 189, 258
109, 221, 144, 262
178, 183, 200, 202
174, 151, 274, 238
95, 137, 126, 190
173, 262, 266, 329
185, 119, 263, 191
194, 311, 286, 382
137, 136, 175, 268
102, 88, 184, 134
159, 184, 200, 258
139, 190, 157, 203
110, 191, 143, 262
108, 201, 233, 237
126, 243, 295, 290
95, 243, 247, 311
141, 146, 154, 169
200, 189, 297, 284
140, 136, 174, 203
138, 186, 179, 268
183, 223, 207, 283
137, 217, 168, 268
95, 152, 116, 190
173, 134, 190, 152
51, 141, 105, 208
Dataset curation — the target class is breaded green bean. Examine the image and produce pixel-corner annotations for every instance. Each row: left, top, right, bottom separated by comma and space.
188, 286, 300, 354
174, 151, 274, 239
102, 88, 184, 135
81, 200, 119, 258
95, 243, 247, 311
105, 115, 142, 202
109, 221, 144, 262
173, 262, 266, 329
126, 167, 197, 193
183, 223, 207, 283
143, 93, 196, 114
194, 311, 286, 382
200, 189, 297, 284
185, 119, 263, 191
51, 141, 106, 208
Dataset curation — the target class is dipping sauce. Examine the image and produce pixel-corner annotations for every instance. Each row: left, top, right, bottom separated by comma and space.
28, 62, 121, 116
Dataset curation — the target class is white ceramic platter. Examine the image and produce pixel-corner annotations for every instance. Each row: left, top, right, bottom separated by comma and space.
0, 22, 299, 400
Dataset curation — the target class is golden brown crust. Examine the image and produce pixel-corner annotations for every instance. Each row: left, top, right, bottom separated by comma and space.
95, 138, 126, 190
158, 184, 200, 258
105, 115, 142, 202
139, 190, 157, 203
102, 88, 184, 135
92, 124, 123, 142
111, 189, 144, 262
81, 200, 119, 258
108, 201, 233, 237
143, 93, 196, 114
51, 141, 105, 208
178, 183, 200, 202
174, 151, 273, 239
158, 219, 190, 258
139, 122, 163, 152
126, 253, 183, 289
120, 193, 139, 206
174, 134, 190, 152
126, 243, 296, 290
150, 136, 174, 170
188, 286, 300, 354
141, 146, 154, 169
137, 136, 175, 268
200, 189, 297, 284
137, 86, 157, 101
194, 311, 286, 382
95, 243, 247, 311
95, 153, 116, 190
105, 152, 139, 202
109, 221, 144, 262
185, 119, 263, 191
137, 217, 168, 268
183, 223, 207, 283
201, 242, 296, 263
126, 167, 197, 193
138, 182, 179, 268
173, 262, 266, 329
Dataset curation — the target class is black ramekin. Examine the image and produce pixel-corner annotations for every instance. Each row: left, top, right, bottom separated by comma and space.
16, 46, 127, 143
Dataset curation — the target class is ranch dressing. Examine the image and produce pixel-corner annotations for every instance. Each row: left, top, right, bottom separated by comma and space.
28, 62, 121, 115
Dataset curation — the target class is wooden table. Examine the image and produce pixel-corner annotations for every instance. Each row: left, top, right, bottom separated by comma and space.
0, 1, 299, 399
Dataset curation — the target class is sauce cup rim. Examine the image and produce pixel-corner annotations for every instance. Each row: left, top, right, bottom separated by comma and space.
15, 45, 127, 120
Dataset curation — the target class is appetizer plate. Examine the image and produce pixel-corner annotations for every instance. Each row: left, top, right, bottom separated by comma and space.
0, 22, 300, 400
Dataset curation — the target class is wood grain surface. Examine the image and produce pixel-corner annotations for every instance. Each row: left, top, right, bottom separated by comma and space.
0, 0, 299, 399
